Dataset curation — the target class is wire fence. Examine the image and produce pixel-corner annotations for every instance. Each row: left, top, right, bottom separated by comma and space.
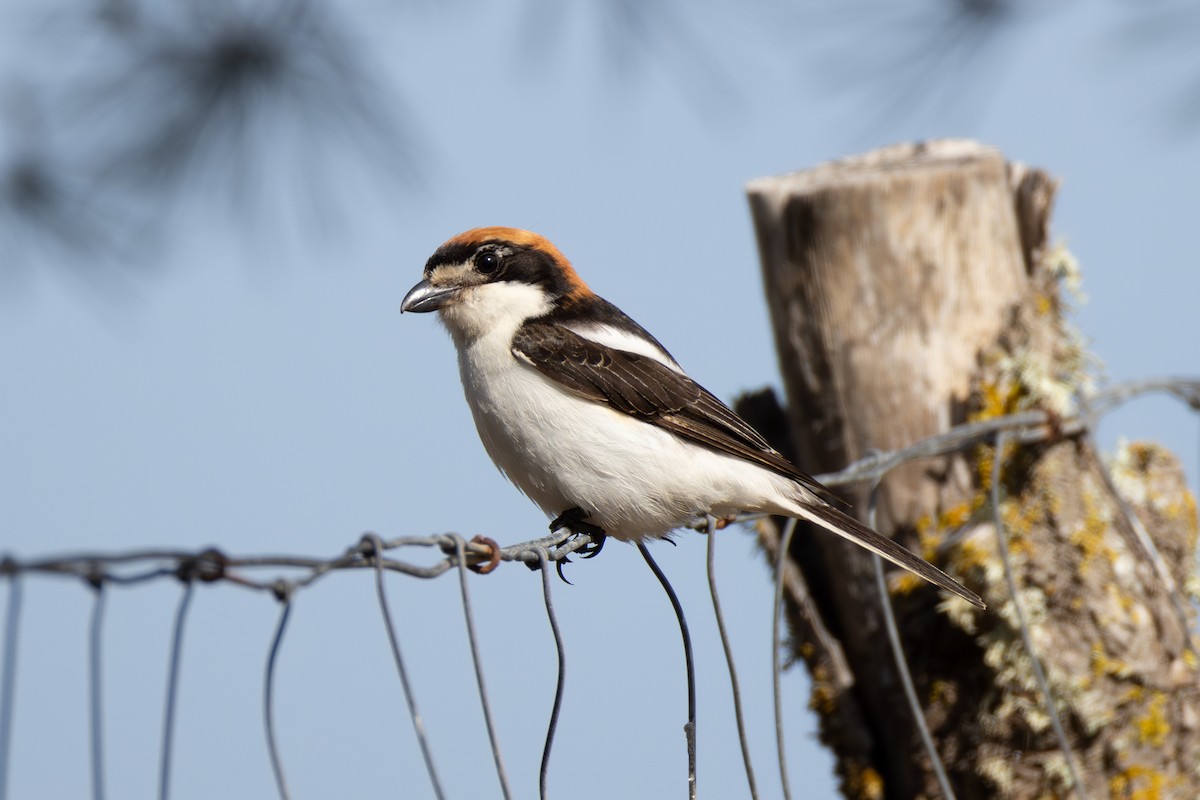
1, 376, 1197, 800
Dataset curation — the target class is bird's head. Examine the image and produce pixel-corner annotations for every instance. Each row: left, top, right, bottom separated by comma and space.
402, 227, 594, 340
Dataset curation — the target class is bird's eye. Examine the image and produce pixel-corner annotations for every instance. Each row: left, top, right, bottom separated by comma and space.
476, 251, 501, 274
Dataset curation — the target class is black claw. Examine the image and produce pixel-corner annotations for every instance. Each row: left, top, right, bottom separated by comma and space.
548, 506, 608, 574
578, 534, 606, 559
555, 556, 574, 585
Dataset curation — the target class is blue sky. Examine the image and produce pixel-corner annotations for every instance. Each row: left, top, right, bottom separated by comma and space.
2, 1, 1198, 798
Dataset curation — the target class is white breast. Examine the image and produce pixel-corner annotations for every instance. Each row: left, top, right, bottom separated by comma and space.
441, 283, 802, 540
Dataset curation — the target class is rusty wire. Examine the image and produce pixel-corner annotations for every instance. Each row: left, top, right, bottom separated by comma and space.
0, 376, 1195, 798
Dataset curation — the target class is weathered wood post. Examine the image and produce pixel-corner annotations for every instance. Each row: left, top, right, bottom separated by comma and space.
743, 140, 1200, 799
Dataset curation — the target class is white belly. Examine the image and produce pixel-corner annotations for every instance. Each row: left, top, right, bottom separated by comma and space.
456, 332, 798, 540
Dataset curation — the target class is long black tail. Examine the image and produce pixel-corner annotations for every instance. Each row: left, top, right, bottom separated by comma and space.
794, 502, 985, 609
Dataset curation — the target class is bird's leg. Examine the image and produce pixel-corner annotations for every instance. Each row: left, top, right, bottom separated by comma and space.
549, 506, 608, 559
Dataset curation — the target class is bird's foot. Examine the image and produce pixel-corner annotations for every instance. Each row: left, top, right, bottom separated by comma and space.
549, 507, 608, 558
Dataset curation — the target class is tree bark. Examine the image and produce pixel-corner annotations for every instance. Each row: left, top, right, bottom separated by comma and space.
742, 140, 1200, 799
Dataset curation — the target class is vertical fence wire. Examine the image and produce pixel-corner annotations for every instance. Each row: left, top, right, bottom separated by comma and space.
0, 576, 22, 800
158, 580, 195, 800
452, 537, 513, 800
867, 486, 957, 800
369, 535, 446, 800
638, 542, 697, 800
705, 517, 759, 800
537, 549, 565, 800
1075, 394, 1196, 651
771, 518, 798, 800
88, 582, 107, 800
263, 592, 293, 800
990, 431, 1089, 799
1085, 432, 1195, 653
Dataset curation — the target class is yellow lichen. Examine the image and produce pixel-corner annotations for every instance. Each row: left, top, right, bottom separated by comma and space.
1004, 496, 1046, 546
1128, 442, 1155, 469
917, 501, 977, 560
1114, 588, 1136, 614
940, 502, 974, 529
928, 679, 955, 707
1111, 765, 1165, 800
914, 513, 933, 535
950, 539, 991, 574
1090, 642, 1133, 680
969, 377, 1027, 492
973, 379, 1024, 422
809, 665, 838, 715
975, 444, 996, 493
1070, 488, 1117, 573
1136, 692, 1170, 747
846, 764, 884, 800
999, 501, 1035, 556
1180, 490, 1199, 547
889, 571, 924, 597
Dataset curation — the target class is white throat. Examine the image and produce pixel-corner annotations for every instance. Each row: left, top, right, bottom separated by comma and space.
438, 281, 553, 348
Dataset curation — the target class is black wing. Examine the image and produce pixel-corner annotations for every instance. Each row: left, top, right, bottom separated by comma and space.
511, 323, 833, 500
513, 322, 986, 609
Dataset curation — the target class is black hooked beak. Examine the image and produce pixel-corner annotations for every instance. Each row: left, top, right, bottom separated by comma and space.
401, 279, 460, 313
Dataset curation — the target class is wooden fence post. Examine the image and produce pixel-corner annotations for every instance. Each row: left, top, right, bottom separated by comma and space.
743, 139, 1200, 799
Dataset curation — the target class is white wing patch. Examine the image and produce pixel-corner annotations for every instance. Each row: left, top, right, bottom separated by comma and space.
564, 322, 686, 374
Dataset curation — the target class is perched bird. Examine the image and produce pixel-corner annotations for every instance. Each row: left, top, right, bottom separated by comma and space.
402, 227, 984, 609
